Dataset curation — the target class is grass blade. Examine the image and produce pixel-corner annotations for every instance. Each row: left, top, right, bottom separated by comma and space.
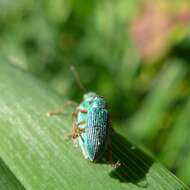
0, 60, 189, 190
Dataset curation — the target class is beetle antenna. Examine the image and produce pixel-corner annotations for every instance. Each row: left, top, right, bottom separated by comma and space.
70, 65, 86, 92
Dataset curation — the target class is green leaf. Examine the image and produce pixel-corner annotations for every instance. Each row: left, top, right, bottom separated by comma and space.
0, 60, 189, 190
0, 159, 25, 190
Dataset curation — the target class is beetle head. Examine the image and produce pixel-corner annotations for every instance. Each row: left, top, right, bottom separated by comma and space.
83, 92, 97, 102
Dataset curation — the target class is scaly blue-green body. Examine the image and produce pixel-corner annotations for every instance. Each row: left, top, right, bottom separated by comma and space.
77, 92, 109, 161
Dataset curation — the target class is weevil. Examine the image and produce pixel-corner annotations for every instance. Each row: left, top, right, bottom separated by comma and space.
76, 92, 109, 161
47, 67, 120, 168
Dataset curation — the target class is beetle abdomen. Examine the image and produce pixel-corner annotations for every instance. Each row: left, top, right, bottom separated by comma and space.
86, 107, 109, 161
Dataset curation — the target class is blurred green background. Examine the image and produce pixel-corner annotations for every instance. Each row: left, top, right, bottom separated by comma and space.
1, 0, 190, 186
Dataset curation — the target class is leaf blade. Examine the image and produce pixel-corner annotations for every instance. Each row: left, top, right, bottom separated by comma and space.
0, 60, 189, 190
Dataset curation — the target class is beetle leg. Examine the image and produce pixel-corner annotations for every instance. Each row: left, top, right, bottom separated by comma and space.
72, 121, 86, 139
77, 120, 86, 126
71, 111, 78, 122
64, 107, 87, 139
107, 118, 120, 168
47, 100, 78, 116
65, 120, 86, 139
69, 108, 87, 136
107, 137, 121, 169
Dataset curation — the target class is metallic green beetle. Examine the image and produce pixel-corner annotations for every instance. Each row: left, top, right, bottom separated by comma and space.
47, 67, 120, 167
76, 92, 109, 161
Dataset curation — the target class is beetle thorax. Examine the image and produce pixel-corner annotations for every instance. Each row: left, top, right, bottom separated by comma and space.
91, 97, 106, 109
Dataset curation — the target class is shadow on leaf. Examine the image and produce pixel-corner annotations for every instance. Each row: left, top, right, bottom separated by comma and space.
108, 132, 153, 187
